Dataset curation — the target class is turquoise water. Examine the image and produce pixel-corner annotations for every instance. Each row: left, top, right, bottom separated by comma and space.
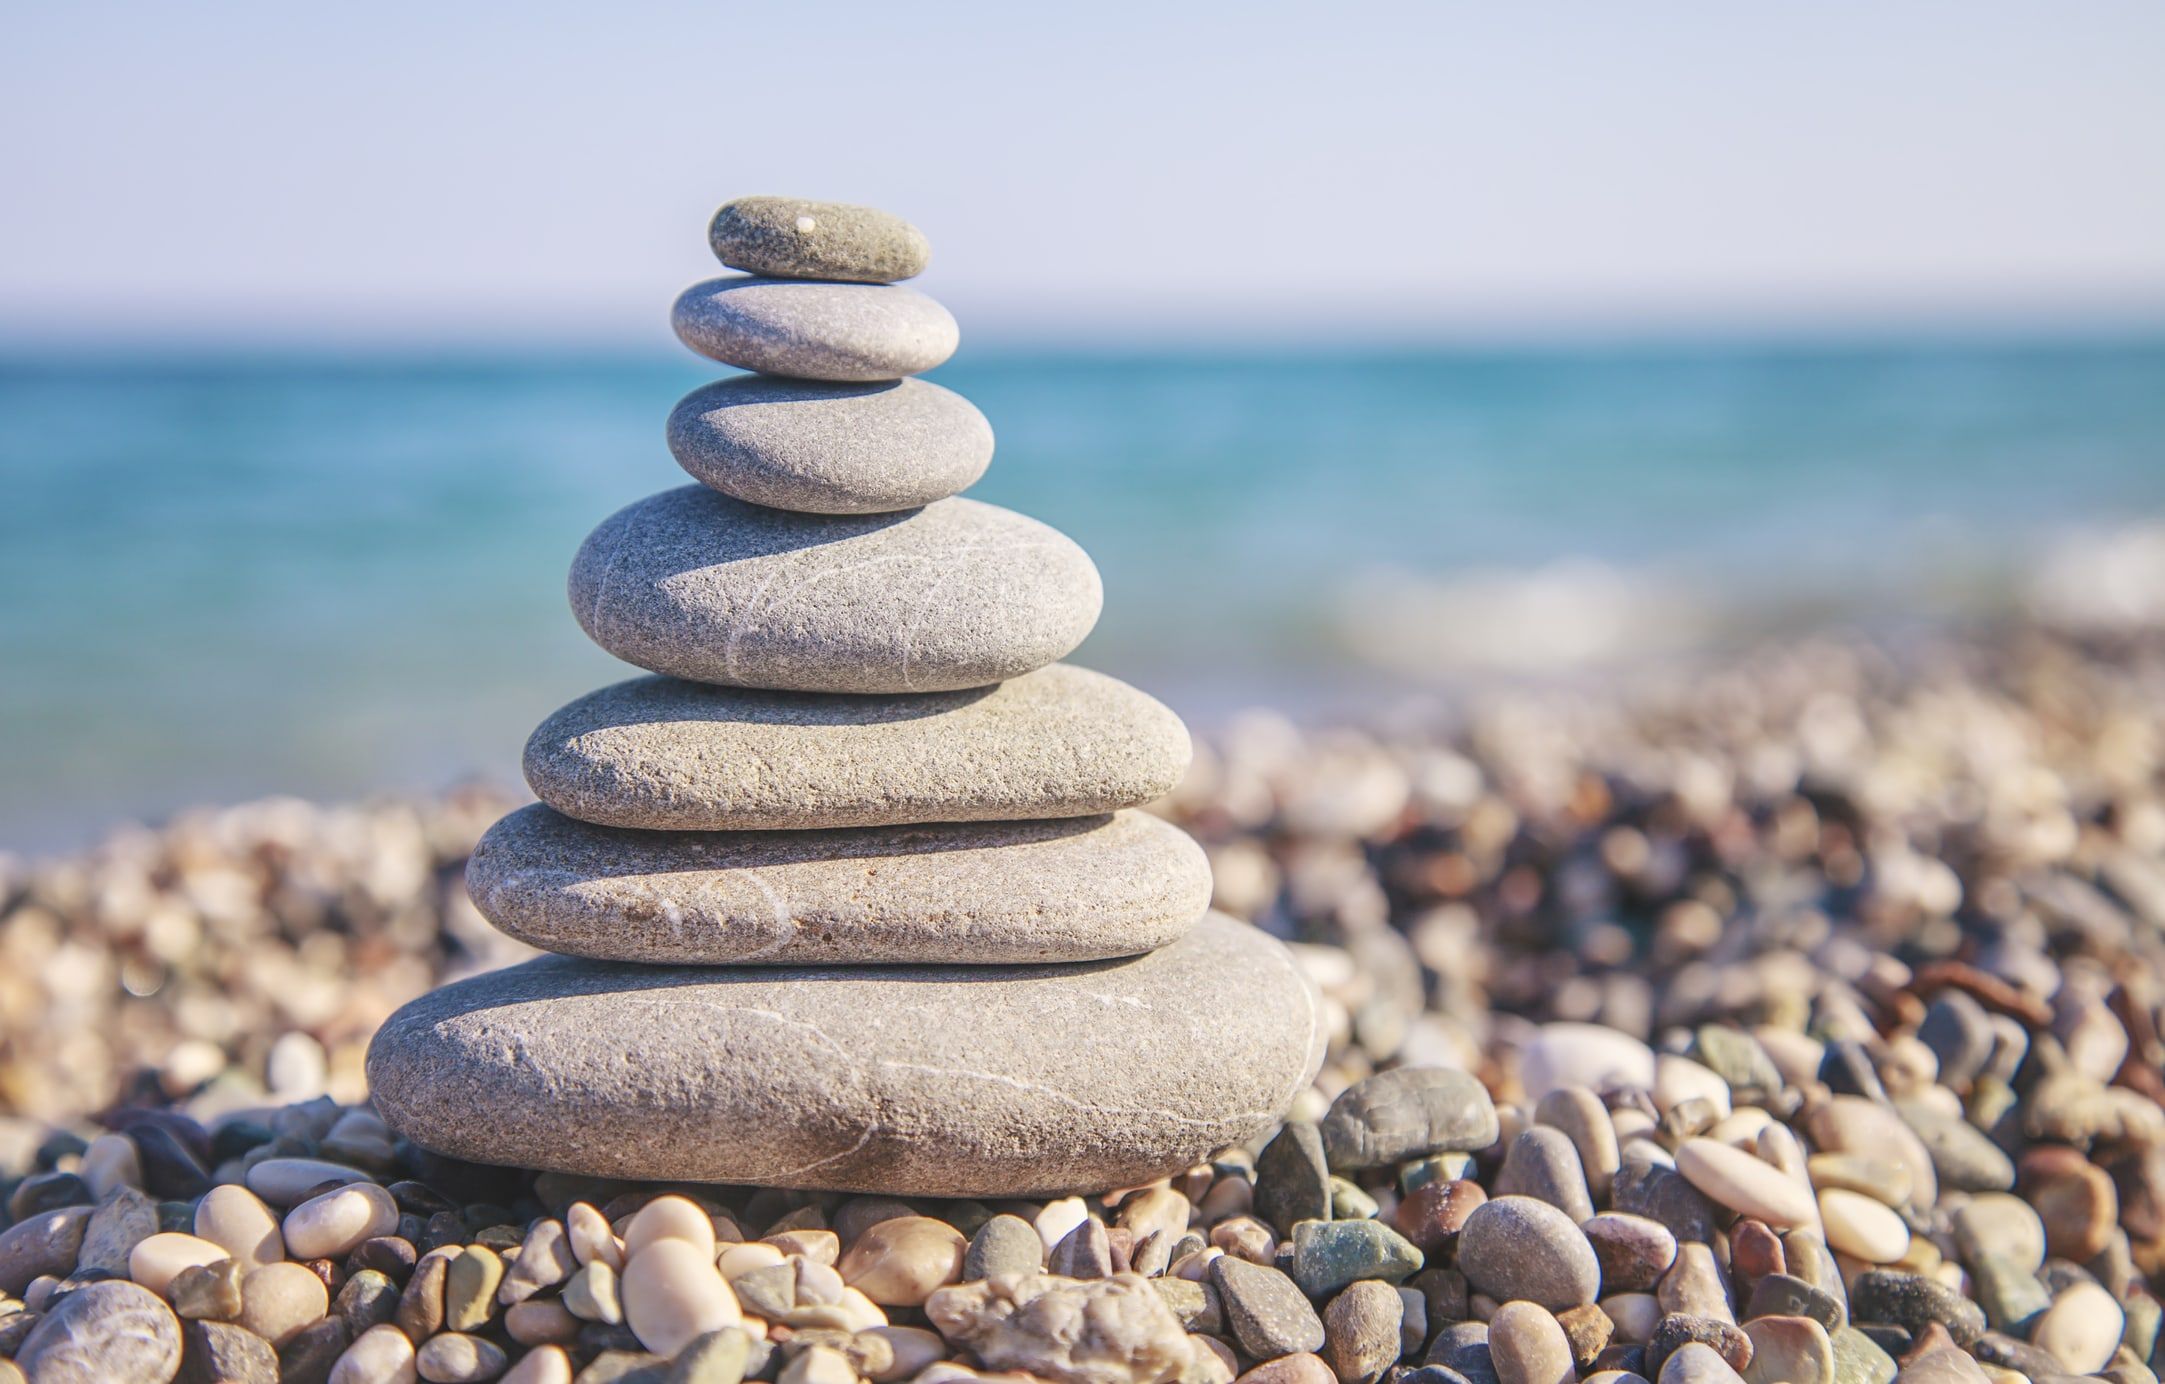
5, 339, 2165, 848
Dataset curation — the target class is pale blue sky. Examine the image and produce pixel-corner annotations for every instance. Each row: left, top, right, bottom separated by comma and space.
4, 0, 2161, 345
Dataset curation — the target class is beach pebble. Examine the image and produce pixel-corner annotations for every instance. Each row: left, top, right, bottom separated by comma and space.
499, 1219, 576, 1304
79, 1132, 142, 1200
1289, 1219, 1424, 1297
1257, 1122, 1333, 1232
16, 1280, 182, 1384
1654, 1058, 1732, 1119
568, 488, 1099, 695
76, 1186, 158, 1275
330, 1321, 418, 1384
2029, 1280, 2122, 1375
240, 1260, 330, 1346
965, 1216, 1043, 1281
926, 1273, 1194, 1382
196, 1184, 285, 1272
1915, 994, 1995, 1092
1804, 1101, 1936, 1211
1657, 1246, 1734, 1324
522, 662, 1188, 833
622, 1238, 741, 1357
1675, 1141, 1815, 1229
673, 276, 957, 381
838, 1216, 965, 1306
369, 914, 1321, 1196
130, 1230, 231, 1296
1891, 1104, 2013, 1193
1742, 1316, 1833, 1384
565, 1202, 623, 1271
416, 1331, 506, 1383
1947, 1195, 2044, 1273
1816, 1190, 1908, 1264
499, 1345, 572, 1384
284, 1181, 399, 1261
624, 1196, 718, 1261
0, 1205, 90, 1295
444, 1246, 504, 1331
1536, 1087, 1623, 1203
1497, 1127, 1597, 1224
1520, 1025, 1657, 1102
1658, 1343, 1744, 1384
2018, 1148, 2117, 1261
1320, 1067, 1500, 1170
668, 375, 990, 514
1582, 1215, 1677, 1293
1324, 1280, 1406, 1384
1457, 1197, 1601, 1310
563, 1261, 621, 1323
1396, 1179, 1487, 1256
709, 196, 931, 284
181, 1319, 279, 1384
1235, 1355, 1337, 1384
1846, 1271, 1983, 1348
1744, 1275, 1842, 1332
467, 805, 1210, 966
1213, 1257, 1327, 1358
1490, 1301, 1577, 1384
244, 1158, 369, 1206
169, 1256, 245, 1320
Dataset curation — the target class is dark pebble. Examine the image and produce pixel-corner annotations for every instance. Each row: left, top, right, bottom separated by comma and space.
1850, 1270, 1985, 1348
1257, 1122, 1333, 1233
1818, 1041, 1889, 1103
107, 1110, 212, 1165
8, 1172, 91, 1221
420, 1211, 465, 1251
275, 1316, 347, 1384
178, 1318, 277, 1384
333, 1268, 399, 1334
1320, 1069, 1500, 1171
348, 1235, 416, 1282
169, 1258, 245, 1321
34, 1131, 89, 1170
387, 1180, 457, 1217
1213, 1255, 1327, 1359
1049, 1219, 1113, 1279
131, 1125, 212, 1200
1745, 1273, 1843, 1331
1646, 1314, 1752, 1376
209, 1122, 276, 1167
1917, 992, 1995, 1093
580, 1321, 648, 1354
1612, 1160, 1719, 1245
1395, 1179, 1486, 1258
158, 1201, 198, 1233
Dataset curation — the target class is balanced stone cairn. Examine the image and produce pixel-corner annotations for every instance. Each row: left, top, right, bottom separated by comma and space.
368, 196, 1325, 1201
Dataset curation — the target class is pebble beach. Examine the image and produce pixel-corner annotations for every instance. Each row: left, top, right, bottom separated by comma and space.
4, 619, 2164, 1384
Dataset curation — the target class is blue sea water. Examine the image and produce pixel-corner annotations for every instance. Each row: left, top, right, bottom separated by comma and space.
4, 338, 2164, 849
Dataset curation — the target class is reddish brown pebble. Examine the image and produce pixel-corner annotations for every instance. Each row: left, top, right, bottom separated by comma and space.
1235, 1353, 1339, 1384
1395, 1180, 1486, 1256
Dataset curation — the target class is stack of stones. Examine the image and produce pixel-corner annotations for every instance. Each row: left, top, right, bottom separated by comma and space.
366, 196, 1324, 1200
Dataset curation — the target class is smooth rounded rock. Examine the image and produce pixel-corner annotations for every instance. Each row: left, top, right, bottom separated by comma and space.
284, 1181, 399, 1262
239, 1260, 330, 1347
1815, 1190, 1908, 1264
1490, 1301, 1576, 1384
673, 276, 957, 381
195, 1185, 285, 1273
1674, 1141, 1815, 1230
709, 197, 932, 284
16, 1279, 182, 1384
621, 1239, 741, 1358
1741, 1316, 1832, 1384
525, 661, 1188, 832
368, 913, 1322, 1196
569, 488, 1099, 694
1457, 1197, 1601, 1311
467, 804, 1210, 966
331, 1322, 418, 1384
1320, 1067, 1500, 1170
837, 1216, 965, 1307
129, 1231, 231, 1296
622, 1196, 717, 1262
668, 376, 990, 514
2029, 1280, 2121, 1375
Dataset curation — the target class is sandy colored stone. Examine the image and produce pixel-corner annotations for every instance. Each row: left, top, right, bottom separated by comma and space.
621, 1239, 742, 1358
568, 488, 1099, 694
668, 376, 991, 514
283, 1181, 398, 1262
468, 804, 1210, 965
195, 1185, 285, 1273
673, 276, 958, 381
709, 197, 932, 283
837, 1216, 965, 1306
1490, 1300, 1576, 1384
1674, 1140, 1815, 1230
367, 913, 1321, 1197
130, 1231, 230, 1296
240, 1261, 330, 1347
925, 1273, 1192, 1384
524, 663, 1189, 833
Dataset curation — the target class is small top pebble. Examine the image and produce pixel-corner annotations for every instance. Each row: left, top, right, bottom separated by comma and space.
710, 196, 931, 284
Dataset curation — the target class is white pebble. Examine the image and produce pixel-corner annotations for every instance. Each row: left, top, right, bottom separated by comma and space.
1816, 1188, 1909, 1263
621, 1237, 741, 1357
129, 1232, 231, 1296
565, 1202, 623, 1270
622, 1195, 716, 1261
196, 1184, 286, 1271
1034, 1196, 1089, 1253
328, 1322, 418, 1384
284, 1181, 398, 1261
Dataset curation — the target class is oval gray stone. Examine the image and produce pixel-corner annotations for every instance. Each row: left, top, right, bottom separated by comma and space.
666, 376, 993, 515
17, 1280, 183, 1384
366, 913, 1324, 1197
1320, 1067, 1501, 1170
673, 276, 957, 381
524, 663, 1189, 832
569, 488, 1101, 694
1455, 1196, 1601, 1310
708, 196, 931, 284
466, 803, 1212, 965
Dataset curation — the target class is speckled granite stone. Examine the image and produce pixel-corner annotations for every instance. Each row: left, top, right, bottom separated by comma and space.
666, 376, 993, 515
568, 488, 1100, 694
465, 804, 1212, 965
708, 196, 931, 284
522, 663, 1190, 831
672, 277, 957, 381
365, 913, 1325, 1196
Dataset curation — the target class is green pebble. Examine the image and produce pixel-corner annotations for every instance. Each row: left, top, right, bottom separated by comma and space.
1832, 1325, 1898, 1384
1329, 1177, 1379, 1220
1289, 1218, 1424, 1298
